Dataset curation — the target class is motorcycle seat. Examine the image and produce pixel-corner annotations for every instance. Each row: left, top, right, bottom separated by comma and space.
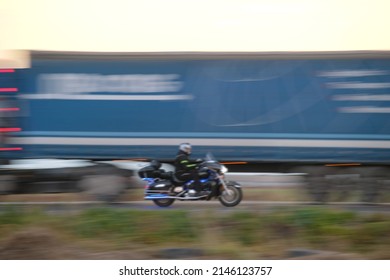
172, 173, 186, 186
158, 170, 173, 180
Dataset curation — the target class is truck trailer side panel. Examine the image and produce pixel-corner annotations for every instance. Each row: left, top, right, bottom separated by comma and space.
9, 51, 390, 164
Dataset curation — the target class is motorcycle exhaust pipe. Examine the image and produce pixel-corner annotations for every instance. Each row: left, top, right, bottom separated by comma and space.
144, 195, 208, 200
144, 194, 174, 200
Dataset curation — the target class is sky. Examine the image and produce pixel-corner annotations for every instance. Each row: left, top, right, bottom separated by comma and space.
0, 0, 390, 52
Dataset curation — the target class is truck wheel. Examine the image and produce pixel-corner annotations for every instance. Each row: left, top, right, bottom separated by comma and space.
0, 175, 16, 194
309, 178, 330, 203
77, 174, 126, 203
360, 178, 381, 203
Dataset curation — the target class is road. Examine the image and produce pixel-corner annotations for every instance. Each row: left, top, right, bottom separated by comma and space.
0, 172, 388, 214
1, 200, 389, 215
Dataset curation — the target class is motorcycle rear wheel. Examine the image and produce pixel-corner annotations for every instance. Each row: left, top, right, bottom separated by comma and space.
218, 183, 242, 207
152, 198, 175, 207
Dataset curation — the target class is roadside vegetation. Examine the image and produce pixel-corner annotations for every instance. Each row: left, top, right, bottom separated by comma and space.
0, 205, 389, 259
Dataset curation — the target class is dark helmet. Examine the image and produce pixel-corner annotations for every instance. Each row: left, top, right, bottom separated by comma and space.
179, 143, 192, 154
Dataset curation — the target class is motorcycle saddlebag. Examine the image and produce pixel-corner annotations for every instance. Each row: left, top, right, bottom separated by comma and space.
148, 180, 172, 191
138, 160, 162, 178
138, 166, 157, 178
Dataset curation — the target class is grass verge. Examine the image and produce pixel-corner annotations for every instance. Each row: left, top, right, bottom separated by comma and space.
0, 206, 389, 259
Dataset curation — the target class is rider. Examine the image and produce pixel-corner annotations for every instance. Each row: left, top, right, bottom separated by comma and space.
174, 143, 202, 195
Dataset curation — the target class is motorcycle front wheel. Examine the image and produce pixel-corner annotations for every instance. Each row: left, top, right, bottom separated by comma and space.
218, 183, 243, 207
152, 198, 175, 207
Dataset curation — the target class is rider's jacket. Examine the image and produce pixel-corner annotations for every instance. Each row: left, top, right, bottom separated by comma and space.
174, 150, 198, 177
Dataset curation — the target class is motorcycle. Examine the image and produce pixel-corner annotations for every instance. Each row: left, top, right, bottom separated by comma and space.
138, 153, 243, 207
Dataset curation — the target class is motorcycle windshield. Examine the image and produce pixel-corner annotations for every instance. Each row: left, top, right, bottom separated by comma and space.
205, 152, 217, 162
204, 153, 223, 171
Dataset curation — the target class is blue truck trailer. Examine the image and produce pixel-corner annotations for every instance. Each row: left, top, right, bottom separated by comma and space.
0, 51, 389, 202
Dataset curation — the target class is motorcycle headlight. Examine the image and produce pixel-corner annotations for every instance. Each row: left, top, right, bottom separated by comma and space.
221, 165, 228, 174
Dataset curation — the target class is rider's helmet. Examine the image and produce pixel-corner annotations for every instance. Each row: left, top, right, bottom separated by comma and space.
179, 143, 192, 155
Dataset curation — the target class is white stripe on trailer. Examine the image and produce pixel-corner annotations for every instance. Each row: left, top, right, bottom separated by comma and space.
317, 70, 390, 78
327, 82, 390, 89
9, 137, 390, 149
338, 106, 390, 113
19, 93, 194, 101
333, 94, 390, 101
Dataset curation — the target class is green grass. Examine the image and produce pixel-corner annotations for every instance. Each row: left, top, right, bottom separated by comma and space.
0, 206, 390, 259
